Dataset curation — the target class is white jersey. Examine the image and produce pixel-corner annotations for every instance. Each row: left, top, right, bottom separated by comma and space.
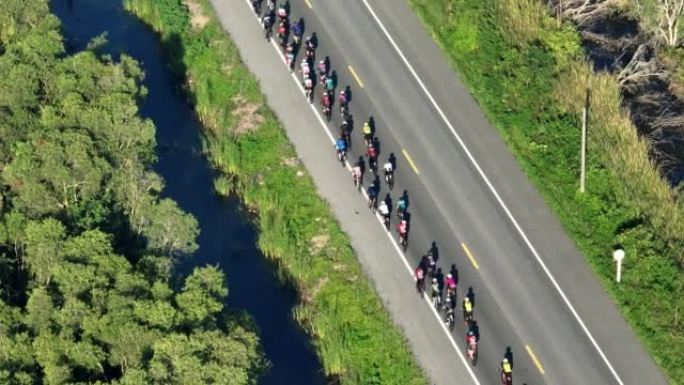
378, 203, 389, 216
383, 162, 393, 173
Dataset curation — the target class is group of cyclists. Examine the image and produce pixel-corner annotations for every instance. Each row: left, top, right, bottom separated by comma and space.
251, 1, 514, 383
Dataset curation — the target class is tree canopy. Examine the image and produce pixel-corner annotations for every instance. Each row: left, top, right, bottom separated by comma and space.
0, 1, 265, 384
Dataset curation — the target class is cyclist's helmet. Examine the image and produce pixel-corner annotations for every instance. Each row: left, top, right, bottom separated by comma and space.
432, 278, 437, 283
468, 330, 474, 336
503, 358, 509, 363
447, 274, 452, 279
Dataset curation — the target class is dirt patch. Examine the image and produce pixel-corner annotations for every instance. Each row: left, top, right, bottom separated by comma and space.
183, 0, 209, 30
301, 277, 329, 304
281, 157, 300, 168
232, 96, 264, 135
309, 234, 330, 255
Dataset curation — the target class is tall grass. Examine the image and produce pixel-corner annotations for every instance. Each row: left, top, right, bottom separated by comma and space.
123, 0, 427, 383
409, 0, 684, 381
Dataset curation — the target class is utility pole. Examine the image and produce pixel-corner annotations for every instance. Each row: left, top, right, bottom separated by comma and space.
580, 87, 590, 193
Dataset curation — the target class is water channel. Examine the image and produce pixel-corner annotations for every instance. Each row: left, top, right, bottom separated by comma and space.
51, 1, 326, 384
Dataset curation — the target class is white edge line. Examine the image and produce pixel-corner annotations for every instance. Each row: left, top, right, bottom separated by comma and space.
359, 1, 624, 384
243, 2, 481, 384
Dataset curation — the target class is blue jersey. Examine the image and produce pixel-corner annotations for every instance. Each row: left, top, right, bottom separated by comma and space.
336, 139, 346, 152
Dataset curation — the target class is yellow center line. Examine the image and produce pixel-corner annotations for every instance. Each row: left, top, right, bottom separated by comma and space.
525, 344, 546, 374
402, 149, 420, 174
461, 242, 480, 270
348, 65, 364, 88
304, 0, 313, 8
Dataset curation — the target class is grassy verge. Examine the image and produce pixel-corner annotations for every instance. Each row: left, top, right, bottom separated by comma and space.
122, 0, 427, 383
408, 0, 683, 382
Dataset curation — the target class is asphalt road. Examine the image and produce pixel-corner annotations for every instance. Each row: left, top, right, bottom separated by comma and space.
211, 1, 667, 384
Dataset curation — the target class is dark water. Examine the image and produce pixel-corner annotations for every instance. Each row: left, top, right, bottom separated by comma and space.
50, 1, 326, 384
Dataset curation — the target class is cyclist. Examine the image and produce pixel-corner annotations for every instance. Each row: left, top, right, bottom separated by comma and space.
318, 60, 328, 77
383, 158, 393, 177
362, 121, 372, 145
305, 34, 316, 51
501, 358, 512, 383
262, 14, 274, 40
325, 76, 334, 92
285, 43, 295, 69
335, 136, 347, 161
277, 20, 288, 41
430, 278, 440, 306
445, 273, 456, 295
277, 3, 288, 20
352, 162, 363, 188
415, 264, 425, 295
396, 218, 408, 238
321, 91, 332, 109
378, 200, 390, 229
367, 142, 378, 172
366, 181, 378, 202
397, 194, 408, 219
301, 59, 310, 78
466, 329, 477, 345
339, 89, 348, 106
266, 0, 276, 14
303, 76, 313, 102
463, 296, 474, 324
292, 19, 303, 45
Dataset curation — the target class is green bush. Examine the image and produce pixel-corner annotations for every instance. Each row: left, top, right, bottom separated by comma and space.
409, 0, 684, 381
124, 0, 427, 384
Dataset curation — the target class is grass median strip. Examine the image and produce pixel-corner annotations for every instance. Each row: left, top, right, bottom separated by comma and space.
123, 0, 427, 383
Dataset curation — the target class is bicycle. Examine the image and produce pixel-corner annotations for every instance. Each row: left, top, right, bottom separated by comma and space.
384, 170, 394, 190
466, 339, 478, 365
445, 309, 455, 331
431, 291, 441, 308
500, 370, 512, 385
382, 213, 390, 230
368, 194, 378, 213
353, 170, 362, 191
337, 149, 346, 164
399, 232, 408, 251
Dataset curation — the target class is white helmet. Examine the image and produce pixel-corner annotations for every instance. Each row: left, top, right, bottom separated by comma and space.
432, 278, 437, 283
447, 274, 452, 279
503, 358, 509, 363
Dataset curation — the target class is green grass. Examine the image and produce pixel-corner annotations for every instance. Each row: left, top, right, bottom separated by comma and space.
123, 0, 427, 384
408, 0, 684, 382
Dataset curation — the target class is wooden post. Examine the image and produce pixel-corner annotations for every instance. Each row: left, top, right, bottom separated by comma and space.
580, 87, 590, 193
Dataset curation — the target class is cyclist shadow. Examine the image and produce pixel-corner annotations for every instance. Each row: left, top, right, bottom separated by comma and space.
343, 85, 352, 103
466, 286, 475, 307
372, 137, 381, 157
383, 193, 393, 214
449, 263, 459, 285
504, 346, 514, 368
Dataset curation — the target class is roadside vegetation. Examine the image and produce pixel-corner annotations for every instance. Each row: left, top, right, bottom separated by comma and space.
409, 0, 684, 381
123, 0, 427, 384
0, 1, 265, 384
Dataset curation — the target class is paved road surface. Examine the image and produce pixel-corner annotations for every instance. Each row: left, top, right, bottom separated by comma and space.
211, 1, 667, 384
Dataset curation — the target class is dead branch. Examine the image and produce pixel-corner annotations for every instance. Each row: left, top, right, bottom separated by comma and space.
617, 44, 670, 88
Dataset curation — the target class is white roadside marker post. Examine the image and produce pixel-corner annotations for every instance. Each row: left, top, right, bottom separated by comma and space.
613, 248, 625, 283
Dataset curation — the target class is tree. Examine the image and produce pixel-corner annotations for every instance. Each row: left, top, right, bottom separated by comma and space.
629, 0, 684, 47
138, 199, 199, 257
24, 218, 66, 286
176, 266, 227, 325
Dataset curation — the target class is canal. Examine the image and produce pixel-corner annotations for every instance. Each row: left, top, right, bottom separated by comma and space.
51, 1, 326, 384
